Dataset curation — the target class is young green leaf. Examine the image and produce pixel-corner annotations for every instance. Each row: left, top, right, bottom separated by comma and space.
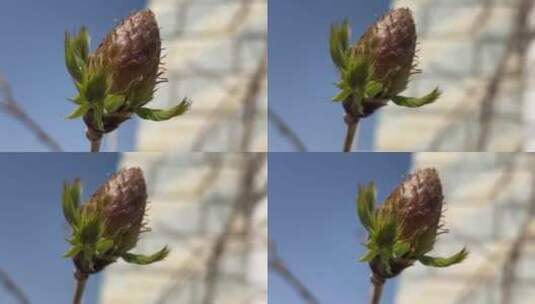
122, 246, 170, 265
104, 94, 125, 113
391, 87, 441, 108
329, 20, 351, 70
356, 183, 376, 231
365, 81, 383, 98
418, 247, 468, 267
66, 103, 90, 119
62, 180, 82, 226
85, 71, 107, 103
135, 99, 190, 121
96, 238, 114, 254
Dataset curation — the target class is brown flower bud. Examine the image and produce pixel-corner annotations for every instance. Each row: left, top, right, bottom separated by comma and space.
89, 10, 161, 103
381, 168, 442, 251
353, 8, 417, 97
84, 167, 147, 252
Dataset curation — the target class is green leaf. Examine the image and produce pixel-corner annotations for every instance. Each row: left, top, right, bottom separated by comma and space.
419, 247, 468, 267
344, 58, 369, 89
64, 27, 90, 83
96, 238, 114, 254
393, 241, 410, 258
78, 214, 102, 245
332, 88, 352, 102
63, 245, 81, 258
66, 102, 90, 119
85, 70, 107, 103
359, 248, 377, 262
122, 246, 170, 265
73, 27, 90, 63
329, 20, 351, 70
91, 102, 105, 131
104, 94, 125, 113
365, 81, 383, 98
391, 87, 441, 108
65, 32, 84, 82
374, 214, 398, 248
356, 183, 376, 231
135, 98, 191, 121
62, 180, 82, 226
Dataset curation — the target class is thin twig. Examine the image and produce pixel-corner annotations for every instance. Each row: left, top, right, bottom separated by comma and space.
369, 274, 385, 304
72, 271, 88, 304
268, 239, 320, 304
201, 154, 266, 304
0, 268, 30, 304
343, 116, 360, 152
0, 72, 62, 151
268, 108, 307, 152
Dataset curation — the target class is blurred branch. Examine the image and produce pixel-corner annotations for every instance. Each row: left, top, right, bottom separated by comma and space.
268, 239, 320, 304
500, 158, 535, 304
0, 72, 62, 151
202, 153, 266, 304
268, 108, 307, 152
477, 0, 534, 150
191, 53, 267, 151
240, 53, 267, 151
0, 268, 30, 304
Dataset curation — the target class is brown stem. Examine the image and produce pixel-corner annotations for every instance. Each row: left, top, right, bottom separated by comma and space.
86, 129, 102, 152
369, 274, 385, 304
72, 271, 88, 304
343, 115, 360, 152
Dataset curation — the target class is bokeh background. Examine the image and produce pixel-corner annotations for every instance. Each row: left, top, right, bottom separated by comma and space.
269, 0, 535, 152
0, 0, 266, 152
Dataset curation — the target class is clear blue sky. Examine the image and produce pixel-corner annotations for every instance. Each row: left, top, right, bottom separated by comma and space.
268, 152, 412, 303
0, 0, 146, 151
268, 0, 391, 151
0, 153, 119, 303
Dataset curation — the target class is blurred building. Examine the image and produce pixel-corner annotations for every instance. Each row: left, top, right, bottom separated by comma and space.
99, 0, 267, 302
131, 0, 267, 152
396, 152, 535, 304
375, 0, 534, 151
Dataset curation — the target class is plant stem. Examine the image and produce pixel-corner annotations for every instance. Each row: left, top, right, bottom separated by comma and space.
86, 129, 102, 152
369, 274, 385, 304
72, 271, 88, 304
343, 116, 360, 152
90, 138, 101, 152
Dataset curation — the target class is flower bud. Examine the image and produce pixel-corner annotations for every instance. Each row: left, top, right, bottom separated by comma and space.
353, 8, 417, 98
63, 168, 168, 275
381, 168, 443, 253
89, 10, 161, 105
357, 168, 466, 279
84, 167, 147, 252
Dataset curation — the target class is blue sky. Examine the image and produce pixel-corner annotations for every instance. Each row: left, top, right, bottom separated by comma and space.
269, 152, 411, 303
268, 0, 391, 151
0, 153, 119, 304
0, 0, 146, 151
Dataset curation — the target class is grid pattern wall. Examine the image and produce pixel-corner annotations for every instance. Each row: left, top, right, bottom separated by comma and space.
136, 0, 267, 152
397, 153, 535, 304
375, 0, 526, 151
